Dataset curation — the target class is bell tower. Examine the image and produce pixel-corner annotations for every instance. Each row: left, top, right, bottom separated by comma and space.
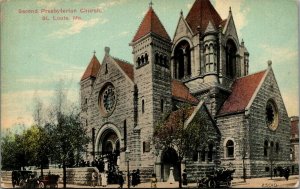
130, 3, 172, 172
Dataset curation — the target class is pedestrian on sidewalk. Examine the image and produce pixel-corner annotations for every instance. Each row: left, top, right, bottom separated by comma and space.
118, 171, 124, 189
91, 170, 98, 187
101, 171, 108, 187
182, 169, 188, 186
151, 173, 157, 188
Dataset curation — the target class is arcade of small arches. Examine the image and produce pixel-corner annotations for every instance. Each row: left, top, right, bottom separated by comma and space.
172, 38, 240, 80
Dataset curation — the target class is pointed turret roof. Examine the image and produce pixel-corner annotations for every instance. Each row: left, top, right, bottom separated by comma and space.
81, 55, 101, 81
132, 6, 170, 42
186, 0, 222, 34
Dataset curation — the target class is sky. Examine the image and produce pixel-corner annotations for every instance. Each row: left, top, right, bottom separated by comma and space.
1, 0, 299, 133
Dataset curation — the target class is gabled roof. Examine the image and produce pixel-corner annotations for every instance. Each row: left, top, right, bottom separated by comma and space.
163, 106, 196, 131
132, 7, 170, 42
81, 55, 101, 81
185, 0, 222, 34
113, 57, 134, 81
172, 80, 199, 104
218, 70, 267, 115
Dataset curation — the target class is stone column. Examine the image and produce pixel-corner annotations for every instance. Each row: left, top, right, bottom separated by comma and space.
176, 60, 179, 79
184, 53, 188, 77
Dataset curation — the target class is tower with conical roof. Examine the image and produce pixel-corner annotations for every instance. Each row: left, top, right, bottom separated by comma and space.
130, 3, 172, 170
172, 0, 250, 116
80, 53, 101, 131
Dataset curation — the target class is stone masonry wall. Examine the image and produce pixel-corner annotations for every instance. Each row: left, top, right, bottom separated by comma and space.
248, 68, 291, 177
217, 113, 251, 178
85, 54, 136, 171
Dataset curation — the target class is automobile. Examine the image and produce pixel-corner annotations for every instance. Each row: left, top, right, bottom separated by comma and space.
12, 170, 39, 188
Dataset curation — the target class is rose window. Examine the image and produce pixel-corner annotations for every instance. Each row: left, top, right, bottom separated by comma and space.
99, 84, 116, 116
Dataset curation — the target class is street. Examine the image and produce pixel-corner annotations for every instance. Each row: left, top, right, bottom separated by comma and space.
1, 175, 299, 188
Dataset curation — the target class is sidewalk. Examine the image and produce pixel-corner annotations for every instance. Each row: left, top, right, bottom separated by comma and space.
59, 175, 299, 188
2, 175, 299, 188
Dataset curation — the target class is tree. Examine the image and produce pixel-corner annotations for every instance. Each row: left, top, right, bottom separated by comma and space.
1, 131, 25, 170
154, 105, 213, 188
45, 80, 89, 189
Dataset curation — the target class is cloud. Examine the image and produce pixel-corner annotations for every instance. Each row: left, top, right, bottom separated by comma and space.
214, 0, 249, 37
282, 91, 299, 117
118, 31, 129, 37
37, 0, 59, 8
259, 44, 298, 63
1, 87, 80, 129
49, 18, 107, 38
98, 0, 126, 11
187, 2, 193, 9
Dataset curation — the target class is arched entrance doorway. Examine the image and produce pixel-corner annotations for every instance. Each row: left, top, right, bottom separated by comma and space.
161, 148, 179, 181
101, 130, 120, 155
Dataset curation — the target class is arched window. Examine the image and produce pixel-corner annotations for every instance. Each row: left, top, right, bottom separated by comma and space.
226, 140, 234, 158
141, 55, 145, 64
105, 64, 108, 74
208, 143, 213, 162
145, 53, 148, 63
137, 57, 141, 67
205, 46, 209, 72
225, 39, 237, 78
160, 55, 164, 65
192, 151, 198, 161
264, 140, 268, 157
142, 99, 145, 114
290, 148, 294, 160
275, 142, 279, 153
164, 56, 167, 67
174, 40, 191, 79
201, 147, 206, 162
160, 99, 164, 113
155, 53, 159, 64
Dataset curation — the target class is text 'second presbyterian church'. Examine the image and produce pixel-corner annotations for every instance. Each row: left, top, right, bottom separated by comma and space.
80, 0, 291, 180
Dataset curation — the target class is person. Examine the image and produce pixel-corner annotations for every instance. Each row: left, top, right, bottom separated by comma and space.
91, 170, 97, 187
118, 172, 124, 189
182, 169, 187, 186
12, 170, 18, 188
131, 170, 137, 187
273, 167, 277, 177
284, 167, 290, 181
151, 173, 157, 188
136, 169, 140, 185
101, 171, 108, 187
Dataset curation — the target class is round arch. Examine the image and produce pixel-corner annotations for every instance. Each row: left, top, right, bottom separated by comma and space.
95, 123, 123, 155
172, 37, 193, 56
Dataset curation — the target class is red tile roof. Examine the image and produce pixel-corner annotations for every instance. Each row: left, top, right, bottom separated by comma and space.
113, 58, 134, 81
291, 117, 299, 138
132, 7, 170, 42
172, 80, 199, 104
154, 106, 196, 138
81, 55, 101, 81
186, 0, 222, 34
218, 70, 267, 115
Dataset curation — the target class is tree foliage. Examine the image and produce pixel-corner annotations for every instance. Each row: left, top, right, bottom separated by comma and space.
154, 104, 215, 188
1, 80, 89, 180
154, 105, 213, 159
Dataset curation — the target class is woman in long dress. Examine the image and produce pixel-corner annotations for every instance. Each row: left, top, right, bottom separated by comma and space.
101, 172, 107, 187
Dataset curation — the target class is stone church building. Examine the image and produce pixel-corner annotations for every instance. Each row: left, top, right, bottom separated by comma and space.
80, 0, 291, 180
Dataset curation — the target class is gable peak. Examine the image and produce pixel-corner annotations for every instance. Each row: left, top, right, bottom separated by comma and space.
132, 6, 170, 43
186, 0, 222, 34
81, 54, 101, 81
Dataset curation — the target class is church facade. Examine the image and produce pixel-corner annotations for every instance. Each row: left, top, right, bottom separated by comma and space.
80, 0, 291, 180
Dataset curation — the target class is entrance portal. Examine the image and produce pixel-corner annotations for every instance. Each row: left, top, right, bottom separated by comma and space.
161, 148, 179, 181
